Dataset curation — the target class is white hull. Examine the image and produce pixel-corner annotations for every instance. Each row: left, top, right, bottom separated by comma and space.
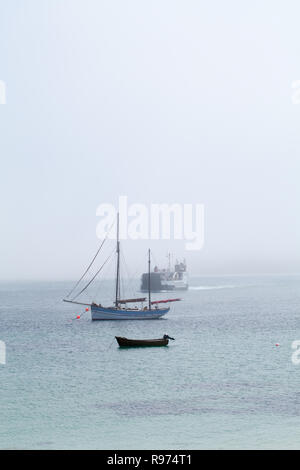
163, 272, 189, 291
164, 280, 189, 290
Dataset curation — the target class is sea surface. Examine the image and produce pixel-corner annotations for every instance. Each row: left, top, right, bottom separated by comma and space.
0, 275, 300, 449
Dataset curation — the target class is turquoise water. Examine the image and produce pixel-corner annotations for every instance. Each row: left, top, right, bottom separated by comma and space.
1, 276, 300, 449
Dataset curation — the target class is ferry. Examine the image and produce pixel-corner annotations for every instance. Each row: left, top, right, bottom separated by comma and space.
141, 257, 188, 292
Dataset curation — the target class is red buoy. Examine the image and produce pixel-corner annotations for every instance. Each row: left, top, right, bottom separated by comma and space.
85, 308, 89, 312
76, 315, 81, 319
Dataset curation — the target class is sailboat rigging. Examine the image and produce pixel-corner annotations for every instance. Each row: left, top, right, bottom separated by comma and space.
63, 213, 181, 320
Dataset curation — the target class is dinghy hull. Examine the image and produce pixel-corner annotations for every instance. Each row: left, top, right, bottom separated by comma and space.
116, 336, 169, 347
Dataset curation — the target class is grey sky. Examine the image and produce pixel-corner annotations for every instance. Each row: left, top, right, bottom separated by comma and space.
0, 0, 300, 280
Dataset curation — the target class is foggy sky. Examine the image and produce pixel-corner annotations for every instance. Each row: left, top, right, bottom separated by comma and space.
0, 0, 300, 280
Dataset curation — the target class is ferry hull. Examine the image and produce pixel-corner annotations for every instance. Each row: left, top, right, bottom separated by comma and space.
91, 305, 170, 320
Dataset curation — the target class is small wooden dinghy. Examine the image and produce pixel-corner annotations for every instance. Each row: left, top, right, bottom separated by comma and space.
115, 334, 175, 348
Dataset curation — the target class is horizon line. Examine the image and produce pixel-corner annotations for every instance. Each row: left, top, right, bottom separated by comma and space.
0, 272, 300, 282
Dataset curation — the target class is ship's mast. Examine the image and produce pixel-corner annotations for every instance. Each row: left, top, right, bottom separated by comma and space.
148, 248, 151, 310
115, 213, 120, 308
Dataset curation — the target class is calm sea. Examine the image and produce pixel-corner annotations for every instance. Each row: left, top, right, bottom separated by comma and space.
0, 275, 300, 449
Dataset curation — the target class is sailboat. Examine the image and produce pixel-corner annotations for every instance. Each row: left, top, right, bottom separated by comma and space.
63, 213, 181, 320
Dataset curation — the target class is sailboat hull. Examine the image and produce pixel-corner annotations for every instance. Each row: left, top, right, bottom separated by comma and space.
91, 305, 170, 320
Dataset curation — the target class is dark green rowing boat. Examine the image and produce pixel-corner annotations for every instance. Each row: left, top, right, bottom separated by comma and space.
115, 334, 175, 348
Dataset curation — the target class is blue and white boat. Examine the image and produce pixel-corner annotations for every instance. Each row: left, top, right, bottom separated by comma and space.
90, 304, 170, 321
63, 213, 180, 320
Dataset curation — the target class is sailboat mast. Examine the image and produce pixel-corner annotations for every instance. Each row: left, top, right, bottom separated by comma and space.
148, 248, 151, 310
115, 213, 120, 308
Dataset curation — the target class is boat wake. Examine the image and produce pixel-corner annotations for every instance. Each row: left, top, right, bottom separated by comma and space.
189, 285, 236, 290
